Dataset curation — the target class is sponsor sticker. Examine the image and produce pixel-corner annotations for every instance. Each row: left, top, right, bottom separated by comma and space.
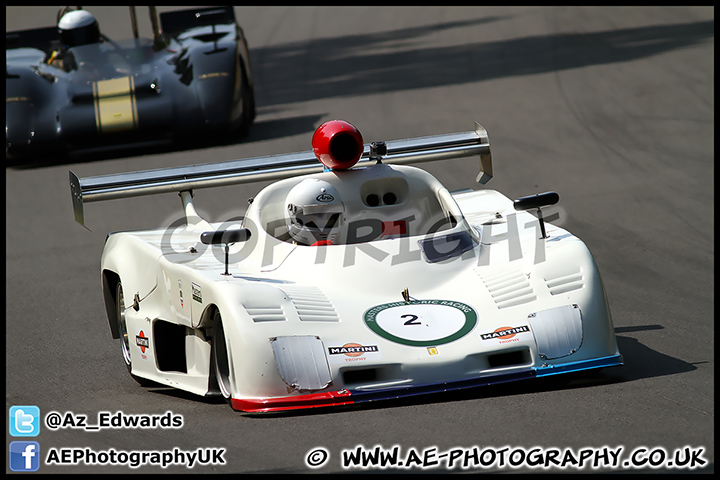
316, 193, 335, 202
364, 300, 477, 347
178, 279, 184, 308
136, 330, 149, 360
480, 326, 531, 344
327, 343, 382, 364
192, 283, 202, 303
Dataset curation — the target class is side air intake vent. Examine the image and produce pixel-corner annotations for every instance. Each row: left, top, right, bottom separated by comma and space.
281, 286, 340, 322
244, 306, 286, 322
543, 267, 584, 296
486, 348, 531, 368
478, 267, 536, 309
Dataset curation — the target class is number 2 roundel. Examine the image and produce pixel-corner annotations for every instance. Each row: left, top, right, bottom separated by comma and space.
363, 300, 477, 346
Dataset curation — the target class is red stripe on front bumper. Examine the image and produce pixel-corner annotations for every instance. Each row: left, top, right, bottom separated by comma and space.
231, 389, 354, 413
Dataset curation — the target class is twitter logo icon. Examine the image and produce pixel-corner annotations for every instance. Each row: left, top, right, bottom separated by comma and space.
9, 406, 40, 437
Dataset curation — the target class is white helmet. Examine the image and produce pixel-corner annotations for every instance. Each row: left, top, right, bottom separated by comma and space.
58, 10, 100, 47
285, 178, 344, 245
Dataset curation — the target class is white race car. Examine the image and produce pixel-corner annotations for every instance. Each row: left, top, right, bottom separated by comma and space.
70, 120, 622, 413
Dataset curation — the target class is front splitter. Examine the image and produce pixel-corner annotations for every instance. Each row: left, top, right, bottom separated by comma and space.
232, 354, 623, 414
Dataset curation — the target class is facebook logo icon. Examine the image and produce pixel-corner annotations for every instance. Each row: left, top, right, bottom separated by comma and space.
9, 406, 40, 437
9, 441, 41, 472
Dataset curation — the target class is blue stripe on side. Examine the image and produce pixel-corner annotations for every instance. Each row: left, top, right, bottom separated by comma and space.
535, 354, 624, 377
346, 354, 623, 405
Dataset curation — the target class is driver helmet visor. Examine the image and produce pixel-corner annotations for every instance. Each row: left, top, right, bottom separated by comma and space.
60, 23, 100, 48
290, 204, 343, 231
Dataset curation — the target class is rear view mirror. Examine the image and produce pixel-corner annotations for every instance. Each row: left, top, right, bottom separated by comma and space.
200, 228, 251, 245
513, 192, 559, 239
200, 228, 251, 275
513, 191, 559, 211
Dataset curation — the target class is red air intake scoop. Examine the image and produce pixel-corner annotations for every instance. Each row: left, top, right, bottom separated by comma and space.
311, 120, 364, 170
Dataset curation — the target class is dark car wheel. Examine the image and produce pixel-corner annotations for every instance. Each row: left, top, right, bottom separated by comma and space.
231, 61, 255, 139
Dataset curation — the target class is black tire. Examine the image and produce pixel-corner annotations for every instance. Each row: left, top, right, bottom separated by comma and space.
211, 310, 233, 402
117, 282, 132, 368
231, 61, 255, 139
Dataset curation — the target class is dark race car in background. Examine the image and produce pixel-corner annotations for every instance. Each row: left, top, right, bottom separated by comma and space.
6, 6, 255, 161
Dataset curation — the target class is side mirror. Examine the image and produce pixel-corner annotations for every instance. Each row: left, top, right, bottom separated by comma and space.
200, 228, 251, 275
194, 8, 231, 54
201, 228, 251, 246
513, 192, 559, 239
194, 8, 231, 27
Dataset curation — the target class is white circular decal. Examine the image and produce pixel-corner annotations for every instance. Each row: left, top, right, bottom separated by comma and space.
364, 300, 477, 347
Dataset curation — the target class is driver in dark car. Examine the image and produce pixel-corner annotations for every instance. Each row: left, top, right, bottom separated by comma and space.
46, 9, 101, 71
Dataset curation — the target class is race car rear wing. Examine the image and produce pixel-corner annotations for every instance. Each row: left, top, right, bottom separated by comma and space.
70, 122, 492, 227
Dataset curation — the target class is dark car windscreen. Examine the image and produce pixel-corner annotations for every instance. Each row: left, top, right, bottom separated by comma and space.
418, 230, 477, 263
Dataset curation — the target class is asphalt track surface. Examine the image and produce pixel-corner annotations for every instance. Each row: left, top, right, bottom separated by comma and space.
6, 6, 714, 474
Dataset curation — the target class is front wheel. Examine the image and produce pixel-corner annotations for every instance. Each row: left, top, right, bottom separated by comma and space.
211, 310, 233, 401
117, 283, 132, 368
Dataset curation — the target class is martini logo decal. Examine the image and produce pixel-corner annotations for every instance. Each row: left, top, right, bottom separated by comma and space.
136, 330, 149, 360
328, 343, 379, 356
136, 331, 149, 352
364, 300, 477, 347
327, 343, 381, 364
480, 326, 530, 344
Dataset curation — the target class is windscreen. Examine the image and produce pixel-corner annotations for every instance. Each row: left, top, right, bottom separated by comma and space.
417, 230, 478, 263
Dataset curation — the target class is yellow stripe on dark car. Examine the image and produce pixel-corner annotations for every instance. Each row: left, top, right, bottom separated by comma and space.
93, 77, 137, 133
